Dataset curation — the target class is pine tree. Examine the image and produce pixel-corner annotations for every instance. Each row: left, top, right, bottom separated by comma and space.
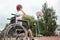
40, 3, 57, 36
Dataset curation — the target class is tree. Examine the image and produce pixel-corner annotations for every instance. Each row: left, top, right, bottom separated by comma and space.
40, 3, 57, 36
23, 15, 36, 36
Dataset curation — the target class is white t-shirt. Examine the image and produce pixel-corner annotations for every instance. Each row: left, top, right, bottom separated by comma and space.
16, 11, 23, 25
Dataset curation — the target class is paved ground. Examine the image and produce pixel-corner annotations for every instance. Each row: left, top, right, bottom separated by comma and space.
2, 37, 60, 40
34, 37, 60, 40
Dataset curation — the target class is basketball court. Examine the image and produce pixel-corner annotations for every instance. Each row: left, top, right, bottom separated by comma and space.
34, 37, 60, 40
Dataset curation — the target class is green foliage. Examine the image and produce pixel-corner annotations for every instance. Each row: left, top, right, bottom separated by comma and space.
40, 3, 57, 36
23, 15, 36, 36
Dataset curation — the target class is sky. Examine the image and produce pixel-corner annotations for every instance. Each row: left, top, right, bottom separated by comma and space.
0, 0, 60, 30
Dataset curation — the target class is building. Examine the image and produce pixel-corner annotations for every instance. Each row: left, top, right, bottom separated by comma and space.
55, 25, 60, 36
